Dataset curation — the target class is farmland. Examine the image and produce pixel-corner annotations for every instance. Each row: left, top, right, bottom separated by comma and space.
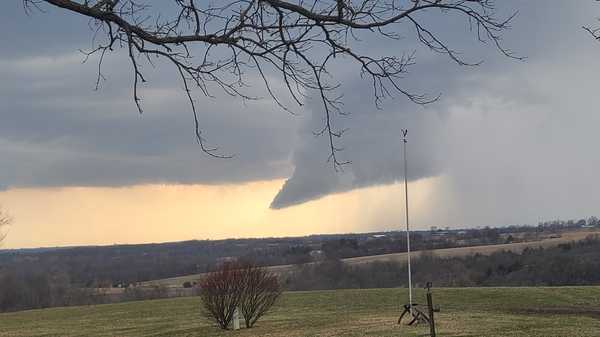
144, 230, 600, 287
1, 287, 599, 337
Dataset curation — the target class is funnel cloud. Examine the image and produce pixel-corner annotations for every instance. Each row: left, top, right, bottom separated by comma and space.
2, 1, 600, 227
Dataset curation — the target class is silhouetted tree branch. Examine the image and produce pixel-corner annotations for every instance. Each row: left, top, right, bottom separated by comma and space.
0, 206, 12, 243
23, 0, 520, 169
584, 17, 600, 41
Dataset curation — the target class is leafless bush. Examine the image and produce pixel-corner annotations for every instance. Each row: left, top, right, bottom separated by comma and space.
199, 261, 282, 329
199, 262, 246, 330
239, 263, 282, 328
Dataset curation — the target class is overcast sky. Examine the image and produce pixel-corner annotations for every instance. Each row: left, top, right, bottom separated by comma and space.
1, 1, 600, 248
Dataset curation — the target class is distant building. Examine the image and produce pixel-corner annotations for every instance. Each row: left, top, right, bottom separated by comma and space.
216, 256, 237, 263
309, 250, 325, 261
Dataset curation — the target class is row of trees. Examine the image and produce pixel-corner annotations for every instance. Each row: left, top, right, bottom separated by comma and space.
0, 237, 311, 289
286, 235, 600, 290
0, 270, 104, 312
320, 228, 514, 259
0, 268, 178, 312
0, 258, 283, 329
200, 262, 282, 330
0, 214, 593, 292
537, 217, 600, 229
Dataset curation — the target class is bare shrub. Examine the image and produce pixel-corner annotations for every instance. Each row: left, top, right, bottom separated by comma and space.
199, 261, 282, 329
239, 263, 282, 328
199, 262, 246, 330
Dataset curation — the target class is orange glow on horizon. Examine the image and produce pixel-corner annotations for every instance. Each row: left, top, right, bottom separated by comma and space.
0, 177, 440, 249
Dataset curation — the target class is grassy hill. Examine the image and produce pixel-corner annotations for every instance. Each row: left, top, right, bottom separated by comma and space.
1, 287, 599, 337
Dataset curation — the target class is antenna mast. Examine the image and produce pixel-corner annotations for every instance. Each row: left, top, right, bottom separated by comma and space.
402, 129, 413, 313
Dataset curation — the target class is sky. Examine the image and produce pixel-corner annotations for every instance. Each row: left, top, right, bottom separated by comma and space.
1, 1, 600, 248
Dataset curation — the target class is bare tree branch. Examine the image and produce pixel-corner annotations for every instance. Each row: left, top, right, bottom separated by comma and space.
0, 206, 12, 244
584, 20, 600, 41
23, 0, 520, 169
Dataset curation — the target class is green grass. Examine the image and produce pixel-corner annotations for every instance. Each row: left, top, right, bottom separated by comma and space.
1, 287, 599, 337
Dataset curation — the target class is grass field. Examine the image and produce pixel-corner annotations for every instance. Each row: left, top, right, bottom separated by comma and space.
1, 287, 599, 337
143, 230, 600, 287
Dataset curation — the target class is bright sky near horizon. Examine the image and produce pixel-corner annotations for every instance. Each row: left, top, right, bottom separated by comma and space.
2, 1, 600, 249
0, 178, 441, 249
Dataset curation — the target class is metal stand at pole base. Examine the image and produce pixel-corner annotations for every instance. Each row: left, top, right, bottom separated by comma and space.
397, 282, 439, 337
398, 303, 429, 326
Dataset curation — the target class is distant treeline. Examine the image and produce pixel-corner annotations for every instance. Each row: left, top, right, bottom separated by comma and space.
2, 235, 599, 312
285, 235, 600, 290
0, 219, 598, 313
0, 220, 583, 288
0, 270, 189, 312
0, 239, 314, 288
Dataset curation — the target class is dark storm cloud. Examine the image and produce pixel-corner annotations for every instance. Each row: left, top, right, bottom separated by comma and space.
270, 79, 446, 208
2, 1, 600, 225
0, 1, 299, 189
0, 47, 298, 186
271, 0, 600, 217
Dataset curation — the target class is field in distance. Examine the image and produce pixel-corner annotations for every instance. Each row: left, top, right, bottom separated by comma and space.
0, 286, 599, 337
144, 229, 600, 288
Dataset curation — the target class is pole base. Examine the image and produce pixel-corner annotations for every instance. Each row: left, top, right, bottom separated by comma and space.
398, 303, 430, 326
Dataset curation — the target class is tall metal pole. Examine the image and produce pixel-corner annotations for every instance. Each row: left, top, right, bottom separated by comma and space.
402, 129, 413, 314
